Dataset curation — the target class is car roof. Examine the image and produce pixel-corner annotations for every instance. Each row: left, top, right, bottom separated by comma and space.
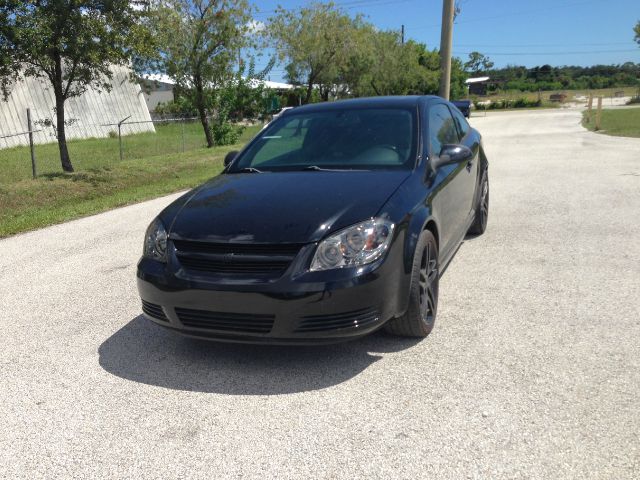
285, 95, 443, 114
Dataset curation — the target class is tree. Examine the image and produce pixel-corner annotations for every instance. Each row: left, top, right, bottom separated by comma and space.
148, 0, 251, 148
464, 51, 494, 75
268, 2, 362, 104
0, 0, 151, 172
635, 20, 640, 45
342, 28, 465, 100
224, 58, 276, 121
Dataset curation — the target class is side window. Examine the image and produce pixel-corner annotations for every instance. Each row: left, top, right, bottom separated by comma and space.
450, 106, 470, 141
428, 104, 459, 155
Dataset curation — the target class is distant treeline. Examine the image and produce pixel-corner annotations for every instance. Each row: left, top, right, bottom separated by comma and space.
484, 63, 640, 92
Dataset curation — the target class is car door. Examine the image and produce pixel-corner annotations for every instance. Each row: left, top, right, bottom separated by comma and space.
427, 103, 472, 258
449, 105, 479, 226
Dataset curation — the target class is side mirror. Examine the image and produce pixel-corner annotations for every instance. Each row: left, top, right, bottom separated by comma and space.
431, 144, 472, 171
224, 150, 239, 167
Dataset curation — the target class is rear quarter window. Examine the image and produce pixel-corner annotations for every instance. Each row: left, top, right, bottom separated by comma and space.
428, 104, 459, 155
451, 106, 470, 140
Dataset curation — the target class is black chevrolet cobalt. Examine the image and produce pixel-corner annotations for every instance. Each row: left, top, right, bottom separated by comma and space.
137, 96, 489, 343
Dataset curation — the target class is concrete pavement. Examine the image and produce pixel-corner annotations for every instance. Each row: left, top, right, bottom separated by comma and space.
1, 108, 639, 479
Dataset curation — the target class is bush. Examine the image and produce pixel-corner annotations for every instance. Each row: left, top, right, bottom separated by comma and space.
485, 97, 542, 110
626, 96, 640, 105
513, 98, 542, 108
210, 119, 244, 146
154, 97, 198, 118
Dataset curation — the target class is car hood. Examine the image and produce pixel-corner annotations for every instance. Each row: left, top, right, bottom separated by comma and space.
166, 170, 410, 244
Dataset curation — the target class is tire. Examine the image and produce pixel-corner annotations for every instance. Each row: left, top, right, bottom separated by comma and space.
468, 169, 489, 235
385, 230, 439, 337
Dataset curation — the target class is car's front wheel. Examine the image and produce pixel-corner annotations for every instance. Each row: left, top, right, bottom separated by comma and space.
385, 230, 439, 337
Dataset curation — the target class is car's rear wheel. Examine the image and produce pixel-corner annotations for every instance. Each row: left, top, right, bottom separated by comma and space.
468, 169, 489, 235
385, 230, 439, 337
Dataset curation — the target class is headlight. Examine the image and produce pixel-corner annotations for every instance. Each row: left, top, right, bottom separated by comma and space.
143, 218, 168, 262
310, 218, 394, 272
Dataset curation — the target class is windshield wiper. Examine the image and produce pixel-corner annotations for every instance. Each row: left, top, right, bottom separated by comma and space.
302, 165, 364, 172
238, 167, 264, 173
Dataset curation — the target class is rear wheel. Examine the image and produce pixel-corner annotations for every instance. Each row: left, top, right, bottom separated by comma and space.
385, 230, 439, 337
468, 169, 489, 235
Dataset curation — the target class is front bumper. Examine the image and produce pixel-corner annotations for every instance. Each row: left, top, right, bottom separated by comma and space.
136, 240, 407, 344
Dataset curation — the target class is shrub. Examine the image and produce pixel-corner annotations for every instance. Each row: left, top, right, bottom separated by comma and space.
210, 120, 244, 146
485, 97, 542, 110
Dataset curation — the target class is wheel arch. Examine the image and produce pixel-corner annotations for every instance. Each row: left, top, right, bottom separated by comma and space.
424, 219, 439, 251
396, 208, 440, 317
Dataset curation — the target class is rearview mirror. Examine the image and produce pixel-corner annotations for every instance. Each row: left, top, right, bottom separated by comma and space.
224, 150, 239, 167
431, 144, 472, 171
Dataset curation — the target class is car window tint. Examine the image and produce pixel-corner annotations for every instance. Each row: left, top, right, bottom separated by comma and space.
450, 106, 470, 140
429, 104, 459, 155
251, 118, 308, 166
235, 108, 417, 171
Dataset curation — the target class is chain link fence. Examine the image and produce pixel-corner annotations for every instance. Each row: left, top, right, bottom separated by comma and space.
1, 111, 225, 183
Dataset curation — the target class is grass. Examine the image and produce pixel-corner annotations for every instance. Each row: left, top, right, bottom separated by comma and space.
581, 107, 640, 138
0, 124, 262, 237
1, 121, 220, 183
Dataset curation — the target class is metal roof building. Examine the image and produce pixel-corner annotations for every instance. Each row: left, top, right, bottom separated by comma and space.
465, 76, 491, 96
0, 65, 154, 149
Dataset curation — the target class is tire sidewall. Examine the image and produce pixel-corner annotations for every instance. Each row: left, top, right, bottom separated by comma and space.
408, 230, 439, 331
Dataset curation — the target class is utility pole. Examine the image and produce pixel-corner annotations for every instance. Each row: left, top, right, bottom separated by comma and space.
438, 0, 455, 100
401, 24, 405, 44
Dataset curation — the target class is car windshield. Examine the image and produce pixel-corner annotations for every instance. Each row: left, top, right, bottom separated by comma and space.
231, 107, 417, 172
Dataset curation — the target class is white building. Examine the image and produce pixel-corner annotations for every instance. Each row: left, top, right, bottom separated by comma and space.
0, 65, 154, 149
139, 74, 295, 115
140, 73, 176, 113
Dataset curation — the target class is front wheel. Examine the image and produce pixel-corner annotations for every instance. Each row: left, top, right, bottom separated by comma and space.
385, 230, 439, 337
468, 169, 489, 235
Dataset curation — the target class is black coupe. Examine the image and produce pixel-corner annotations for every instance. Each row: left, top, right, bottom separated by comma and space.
137, 96, 489, 343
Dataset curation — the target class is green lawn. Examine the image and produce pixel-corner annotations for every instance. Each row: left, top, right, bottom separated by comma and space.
581, 107, 640, 138
0, 124, 262, 237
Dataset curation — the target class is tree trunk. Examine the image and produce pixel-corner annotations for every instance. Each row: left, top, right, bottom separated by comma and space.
194, 75, 214, 148
304, 80, 313, 105
320, 86, 329, 102
370, 80, 381, 96
53, 56, 74, 172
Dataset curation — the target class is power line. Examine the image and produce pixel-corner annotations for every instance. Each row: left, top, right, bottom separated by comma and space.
405, 0, 607, 30
254, 0, 414, 17
455, 42, 633, 48
454, 49, 639, 56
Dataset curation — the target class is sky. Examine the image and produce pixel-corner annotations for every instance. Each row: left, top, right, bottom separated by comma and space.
249, 0, 640, 82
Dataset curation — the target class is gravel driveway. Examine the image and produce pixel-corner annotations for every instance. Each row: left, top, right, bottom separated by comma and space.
1, 108, 639, 479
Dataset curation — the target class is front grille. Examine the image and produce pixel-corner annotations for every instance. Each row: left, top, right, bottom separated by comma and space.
175, 307, 275, 334
295, 307, 381, 333
173, 240, 303, 277
142, 300, 169, 322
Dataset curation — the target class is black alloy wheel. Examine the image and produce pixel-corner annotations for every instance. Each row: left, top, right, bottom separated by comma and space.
385, 230, 439, 337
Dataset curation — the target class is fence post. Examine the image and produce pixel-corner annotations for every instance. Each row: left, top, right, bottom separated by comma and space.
595, 97, 603, 131
118, 124, 123, 162
181, 117, 185, 153
117, 115, 131, 162
27, 108, 37, 179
